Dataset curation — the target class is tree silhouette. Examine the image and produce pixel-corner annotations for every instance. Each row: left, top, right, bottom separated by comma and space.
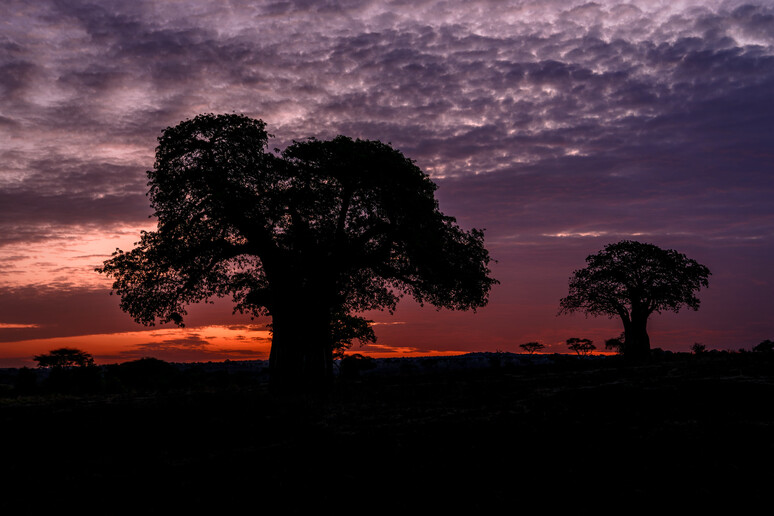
559, 240, 710, 360
34, 348, 94, 369
97, 113, 497, 387
566, 337, 595, 356
753, 339, 774, 353
519, 341, 545, 354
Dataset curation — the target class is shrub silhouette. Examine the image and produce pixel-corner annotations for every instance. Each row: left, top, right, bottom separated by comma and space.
339, 353, 377, 379
13, 367, 38, 394
753, 339, 774, 353
44, 364, 103, 394
106, 357, 179, 392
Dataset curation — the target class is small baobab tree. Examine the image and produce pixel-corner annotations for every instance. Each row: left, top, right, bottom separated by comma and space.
559, 240, 710, 361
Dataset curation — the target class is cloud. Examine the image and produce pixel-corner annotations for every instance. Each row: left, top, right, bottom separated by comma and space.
0, 285, 262, 342
113, 329, 270, 362
1, 0, 773, 352
136, 334, 209, 350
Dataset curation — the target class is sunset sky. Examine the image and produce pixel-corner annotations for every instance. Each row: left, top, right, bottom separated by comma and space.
1, 0, 773, 367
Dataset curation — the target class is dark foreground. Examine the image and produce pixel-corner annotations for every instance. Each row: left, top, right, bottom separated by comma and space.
2, 352, 773, 513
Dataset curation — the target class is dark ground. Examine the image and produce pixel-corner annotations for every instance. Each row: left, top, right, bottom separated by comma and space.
1, 352, 773, 513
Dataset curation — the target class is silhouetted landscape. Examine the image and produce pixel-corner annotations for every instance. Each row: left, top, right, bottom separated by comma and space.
3, 3, 774, 513
2, 351, 773, 512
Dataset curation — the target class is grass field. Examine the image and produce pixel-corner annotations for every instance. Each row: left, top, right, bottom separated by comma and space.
2, 352, 773, 512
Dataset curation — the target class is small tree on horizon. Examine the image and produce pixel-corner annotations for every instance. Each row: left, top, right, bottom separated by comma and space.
34, 348, 95, 369
519, 341, 545, 354
566, 338, 595, 356
753, 339, 774, 353
559, 240, 710, 361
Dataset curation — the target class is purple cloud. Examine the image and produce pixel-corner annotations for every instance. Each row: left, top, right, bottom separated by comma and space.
1, 0, 773, 355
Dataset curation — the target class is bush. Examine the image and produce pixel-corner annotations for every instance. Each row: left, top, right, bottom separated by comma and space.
13, 367, 39, 394
339, 353, 376, 379
105, 357, 179, 393
44, 365, 103, 394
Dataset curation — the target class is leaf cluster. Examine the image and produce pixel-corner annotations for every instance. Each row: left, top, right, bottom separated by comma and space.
559, 240, 710, 321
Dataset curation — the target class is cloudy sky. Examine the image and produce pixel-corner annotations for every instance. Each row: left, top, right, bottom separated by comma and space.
1, 0, 773, 366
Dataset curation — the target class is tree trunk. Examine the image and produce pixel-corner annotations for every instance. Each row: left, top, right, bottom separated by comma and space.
268, 301, 334, 393
622, 315, 650, 361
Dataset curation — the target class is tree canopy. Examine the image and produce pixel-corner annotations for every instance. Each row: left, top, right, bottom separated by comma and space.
559, 240, 710, 360
98, 113, 498, 386
34, 348, 95, 369
566, 337, 595, 356
519, 341, 545, 354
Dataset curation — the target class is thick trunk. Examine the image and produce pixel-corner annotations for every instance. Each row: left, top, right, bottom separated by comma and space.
622, 315, 650, 361
268, 302, 334, 392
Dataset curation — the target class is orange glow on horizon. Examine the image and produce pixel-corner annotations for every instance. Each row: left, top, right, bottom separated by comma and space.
0, 325, 474, 368
343, 345, 468, 360
0, 325, 272, 368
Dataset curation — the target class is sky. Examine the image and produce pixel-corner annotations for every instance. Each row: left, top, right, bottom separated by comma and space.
1, 0, 773, 366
